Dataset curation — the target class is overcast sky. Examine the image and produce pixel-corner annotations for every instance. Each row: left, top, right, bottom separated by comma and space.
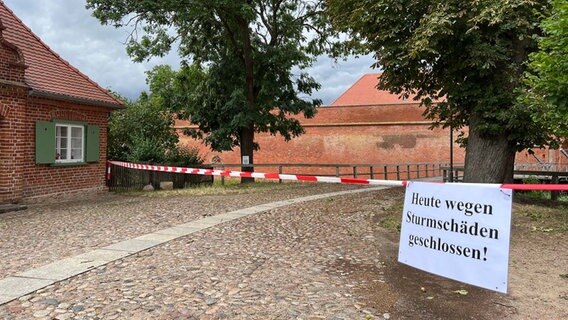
4, 0, 376, 105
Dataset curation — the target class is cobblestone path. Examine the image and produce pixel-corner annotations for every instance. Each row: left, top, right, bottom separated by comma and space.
0, 183, 394, 319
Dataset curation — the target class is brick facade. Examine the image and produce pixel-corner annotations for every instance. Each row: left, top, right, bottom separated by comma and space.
0, 3, 122, 203
22, 98, 109, 199
0, 45, 111, 203
177, 73, 567, 171
177, 103, 467, 170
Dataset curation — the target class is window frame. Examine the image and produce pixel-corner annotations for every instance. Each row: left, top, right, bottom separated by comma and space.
55, 123, 85, 164
35, 120, 99, 165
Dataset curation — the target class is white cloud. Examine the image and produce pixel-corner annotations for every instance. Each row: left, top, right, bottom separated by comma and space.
3, 0, 376, 103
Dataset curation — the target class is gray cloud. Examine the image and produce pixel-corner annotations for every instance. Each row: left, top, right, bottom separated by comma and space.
3, 0, 375, 104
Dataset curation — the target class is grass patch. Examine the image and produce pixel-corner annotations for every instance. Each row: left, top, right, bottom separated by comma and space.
513, 195, 568, 233
379, 201, 404, 232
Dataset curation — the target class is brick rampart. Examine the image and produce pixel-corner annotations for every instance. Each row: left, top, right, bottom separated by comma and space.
177, 104, 467, 169
177, 103, 568, 171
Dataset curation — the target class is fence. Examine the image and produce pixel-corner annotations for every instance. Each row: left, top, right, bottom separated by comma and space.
107, 161, 448, 190
441, 165, 568, 200
513, 163, 568, 172
211, 162, 447, 184
442, 164, 568, 183
107, 163, 213, 192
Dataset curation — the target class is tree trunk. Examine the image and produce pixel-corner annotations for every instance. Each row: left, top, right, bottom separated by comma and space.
463, 115, 515, 183
239, 16, 255, 184
240, 125, 255, 183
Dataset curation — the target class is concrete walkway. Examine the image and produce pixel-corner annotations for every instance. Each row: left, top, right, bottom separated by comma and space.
0, 186, 387, 305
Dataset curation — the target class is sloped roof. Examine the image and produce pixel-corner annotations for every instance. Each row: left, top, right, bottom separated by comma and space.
0, 2, 123, 108
330, 73, 419, 106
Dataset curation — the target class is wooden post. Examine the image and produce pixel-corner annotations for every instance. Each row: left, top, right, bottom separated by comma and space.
407, 164, 411, 180
370, 166, 374, 179
416, 164, 420, 179
221, 165, 225, 186
336, 166, 340, 177
384, 166, 388, 180
551, 174, 559, 201
396, 165, 400, 181
353, 166, 357, 178
279, 166, 283, 184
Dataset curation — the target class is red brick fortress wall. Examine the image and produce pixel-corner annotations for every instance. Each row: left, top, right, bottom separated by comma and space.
177, 104, 467, 171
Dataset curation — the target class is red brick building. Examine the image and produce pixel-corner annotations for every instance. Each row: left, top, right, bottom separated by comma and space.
178, 74, 465, 169
0, 2, 123, 203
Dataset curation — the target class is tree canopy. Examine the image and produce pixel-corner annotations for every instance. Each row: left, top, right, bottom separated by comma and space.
107, 71, 202, 165
519, 0, 568, 146
87, 0, 338, 180
327, 0, 552, 182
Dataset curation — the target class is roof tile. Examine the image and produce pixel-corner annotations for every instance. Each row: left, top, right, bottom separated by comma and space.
0, 1, 123, 107
330, 73, 419, 106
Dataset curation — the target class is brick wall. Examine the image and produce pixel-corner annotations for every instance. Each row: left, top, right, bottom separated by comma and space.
177, 104, 467, 173
0, 27, 111, 203
0, 34, 27, 203
21, 97, 109, 199
0, 92, 110, 203
0, 84, 26, 201
178, 103, 568, 173
0, 36, 25, 83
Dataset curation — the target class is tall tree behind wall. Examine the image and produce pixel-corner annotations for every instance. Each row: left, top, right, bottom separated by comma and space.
519, 0, 568, 149
327, 0, 552, 183
87, 0, 338, 183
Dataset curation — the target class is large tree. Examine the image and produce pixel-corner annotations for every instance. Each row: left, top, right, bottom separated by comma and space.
87, 0, 336, 182
519, 0, 568, 146
107, 69, 202, 165
327, 0, 551, 183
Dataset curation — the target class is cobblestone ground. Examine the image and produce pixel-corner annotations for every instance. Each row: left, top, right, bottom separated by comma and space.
0, 183, 361, 279
1, 183, 391, 319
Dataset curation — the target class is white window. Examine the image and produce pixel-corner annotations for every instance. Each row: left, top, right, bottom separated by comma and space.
55, 124, 84, 163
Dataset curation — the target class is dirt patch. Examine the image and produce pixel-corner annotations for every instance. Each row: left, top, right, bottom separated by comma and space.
346, 187, 567, 319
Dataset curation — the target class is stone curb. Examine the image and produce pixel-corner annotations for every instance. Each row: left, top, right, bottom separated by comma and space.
0, 186, 387, 305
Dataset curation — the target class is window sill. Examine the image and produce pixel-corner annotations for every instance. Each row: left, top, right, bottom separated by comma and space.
50, 162, 91, 167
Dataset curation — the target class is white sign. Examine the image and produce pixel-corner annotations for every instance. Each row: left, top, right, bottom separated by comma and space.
242, 156, 250, 165
398, 181, 513, 293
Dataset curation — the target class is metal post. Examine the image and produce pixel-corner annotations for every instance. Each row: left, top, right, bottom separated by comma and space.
449, 119, 454, 182
221, 165, 225, 186
551, 174, 559, 201
336, 166, 340, 177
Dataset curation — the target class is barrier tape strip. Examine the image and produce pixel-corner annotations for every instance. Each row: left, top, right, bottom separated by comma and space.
108, 161, 568, 191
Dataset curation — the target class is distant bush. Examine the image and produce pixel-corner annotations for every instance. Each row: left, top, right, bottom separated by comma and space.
107, 88, 203, 166
166, 146, 204, 166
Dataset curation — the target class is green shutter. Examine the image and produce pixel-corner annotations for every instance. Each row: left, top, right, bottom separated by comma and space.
86, 125, 100, 162
35, 121, 55, 164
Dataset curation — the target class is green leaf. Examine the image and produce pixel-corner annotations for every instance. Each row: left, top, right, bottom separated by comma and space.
87, 0, 335, 161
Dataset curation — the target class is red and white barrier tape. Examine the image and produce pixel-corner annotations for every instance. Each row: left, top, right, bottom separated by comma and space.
108, 161, 568, 191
